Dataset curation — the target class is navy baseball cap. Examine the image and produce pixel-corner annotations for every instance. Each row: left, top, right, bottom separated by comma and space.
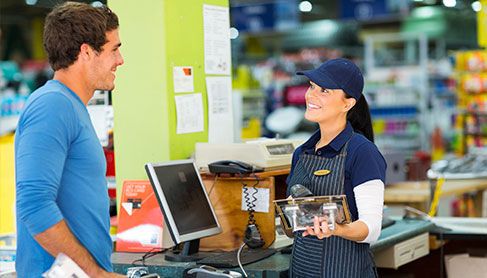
297, 58, 364, 100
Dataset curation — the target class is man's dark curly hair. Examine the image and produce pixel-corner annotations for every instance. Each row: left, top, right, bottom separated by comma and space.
43, 2, 119, 71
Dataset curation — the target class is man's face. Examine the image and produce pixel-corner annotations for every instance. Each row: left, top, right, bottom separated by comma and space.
90, 29, 124, 91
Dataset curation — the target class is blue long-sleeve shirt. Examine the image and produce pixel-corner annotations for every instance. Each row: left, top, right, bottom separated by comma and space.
15, 80, 112, 276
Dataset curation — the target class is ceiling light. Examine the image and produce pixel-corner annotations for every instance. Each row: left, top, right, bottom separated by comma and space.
299, 1, 313, 13
442, 0, 456, 8
472, 1, 482, 12
25, 0, 38, 5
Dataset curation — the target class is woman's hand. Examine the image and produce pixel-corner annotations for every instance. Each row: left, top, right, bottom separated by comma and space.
302, 216, 335, 239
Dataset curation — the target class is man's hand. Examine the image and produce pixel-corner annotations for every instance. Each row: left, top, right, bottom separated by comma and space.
34, 220, 112, 277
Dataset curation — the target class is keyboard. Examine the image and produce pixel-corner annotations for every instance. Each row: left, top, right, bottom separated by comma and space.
197, 248, 276, 268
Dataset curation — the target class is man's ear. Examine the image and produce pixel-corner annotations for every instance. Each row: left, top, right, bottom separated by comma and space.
79, 43, 93, 61
344, 98, 356, 112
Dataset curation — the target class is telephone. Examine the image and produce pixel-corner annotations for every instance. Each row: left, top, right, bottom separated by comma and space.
208, 160, 262, 175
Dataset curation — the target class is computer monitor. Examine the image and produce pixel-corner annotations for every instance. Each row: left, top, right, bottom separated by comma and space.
145, 159, 222, 262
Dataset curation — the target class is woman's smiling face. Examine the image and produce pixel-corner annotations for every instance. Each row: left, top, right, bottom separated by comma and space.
304, 81, 351, 124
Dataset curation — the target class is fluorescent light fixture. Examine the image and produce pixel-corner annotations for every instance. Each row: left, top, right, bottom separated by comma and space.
414, 0, 423, 2
472, 1, 482, 12
414, 6, 436, 18
299, 1, 313, 13
229, 27, 239, 39
442, 0, 456, 8
25, 0, 37, 5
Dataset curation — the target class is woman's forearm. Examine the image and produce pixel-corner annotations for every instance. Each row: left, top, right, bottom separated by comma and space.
334, 220, 369, 242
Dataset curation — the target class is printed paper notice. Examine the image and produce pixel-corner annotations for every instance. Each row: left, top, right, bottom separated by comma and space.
203, 5, 231, 75
173, 66, 194, 93
206, 76, 234, 143
175, 93, 204, 134
241, 187, 270, 213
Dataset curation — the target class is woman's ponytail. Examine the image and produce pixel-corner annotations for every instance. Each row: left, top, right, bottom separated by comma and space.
347, 95, 374, 142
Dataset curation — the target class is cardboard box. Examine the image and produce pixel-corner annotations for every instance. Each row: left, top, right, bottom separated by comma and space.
445, 253, 487, 278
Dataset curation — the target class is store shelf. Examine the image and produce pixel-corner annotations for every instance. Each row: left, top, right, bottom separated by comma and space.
377, 132, 420, 137
455, 50, 487, 153
365, 33, 431, 153
0, 116, 20, 136
370, 105, 418, 110
464, 132, 487, 137
460, 111, 487, 117
239, 89, 265, 99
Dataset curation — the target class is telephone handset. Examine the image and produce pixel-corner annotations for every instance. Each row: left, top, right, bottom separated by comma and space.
208, 160, 262, 175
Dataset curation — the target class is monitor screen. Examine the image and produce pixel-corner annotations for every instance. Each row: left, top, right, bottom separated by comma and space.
145, 160, 221, 244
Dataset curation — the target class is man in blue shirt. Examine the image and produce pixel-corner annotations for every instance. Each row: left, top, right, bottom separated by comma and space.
15, 2, 124, 276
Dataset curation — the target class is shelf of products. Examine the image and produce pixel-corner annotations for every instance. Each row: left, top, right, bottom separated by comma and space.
454, 50, 487, 153
0, 61, 44, 136
232, 65, 267, 139
364, 34, 429, 155
365, 33, 458, 158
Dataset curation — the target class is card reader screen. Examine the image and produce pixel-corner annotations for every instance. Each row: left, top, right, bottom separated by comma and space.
266, 144, 295, 155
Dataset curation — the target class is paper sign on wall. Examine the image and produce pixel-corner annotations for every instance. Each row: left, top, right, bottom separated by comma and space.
175, 93, 204, 134
173, 66, 194, 93
203, 5, 231, 75
206, 76, 234, 143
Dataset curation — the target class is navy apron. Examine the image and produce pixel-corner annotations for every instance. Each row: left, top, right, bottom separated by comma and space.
288, 138, 377, 278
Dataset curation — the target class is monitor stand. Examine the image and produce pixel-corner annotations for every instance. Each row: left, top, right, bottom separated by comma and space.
164, 239, 209, 262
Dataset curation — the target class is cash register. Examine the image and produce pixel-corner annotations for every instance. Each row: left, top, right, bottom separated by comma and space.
195, 139, 302, 171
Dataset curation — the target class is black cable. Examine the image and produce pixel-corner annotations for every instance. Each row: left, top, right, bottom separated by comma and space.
207, 174, 219, 197
131, 247, 167, 266
240, 173, 261, 226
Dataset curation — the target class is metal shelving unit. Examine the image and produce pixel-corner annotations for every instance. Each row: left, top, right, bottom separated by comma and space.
364, 33, 429, 155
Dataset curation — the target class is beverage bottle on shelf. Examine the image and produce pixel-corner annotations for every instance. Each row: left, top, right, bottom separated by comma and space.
431, 127, 445, 161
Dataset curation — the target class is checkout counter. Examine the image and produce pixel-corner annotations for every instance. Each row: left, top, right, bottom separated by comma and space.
112, 164, 439, 277
111, 219, 435, 277
112, 146, 487, 276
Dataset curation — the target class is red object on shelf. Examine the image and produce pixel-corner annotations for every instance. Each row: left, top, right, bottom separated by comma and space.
284, 85, 308, 105
108, 188, 116, 199
104, 149, 115, 177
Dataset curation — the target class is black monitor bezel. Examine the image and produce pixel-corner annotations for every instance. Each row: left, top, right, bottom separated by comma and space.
145, 159, 222, 245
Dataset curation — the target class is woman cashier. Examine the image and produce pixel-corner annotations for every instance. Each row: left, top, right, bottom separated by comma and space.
286, 58, 386, 278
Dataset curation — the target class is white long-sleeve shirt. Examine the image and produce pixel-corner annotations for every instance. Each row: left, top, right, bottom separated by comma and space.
353, 179, 384, 243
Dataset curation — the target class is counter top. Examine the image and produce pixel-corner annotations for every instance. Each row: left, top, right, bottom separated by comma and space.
371, 218, 435, 252
112, 219, 434, 276
385, 179, 487, 203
